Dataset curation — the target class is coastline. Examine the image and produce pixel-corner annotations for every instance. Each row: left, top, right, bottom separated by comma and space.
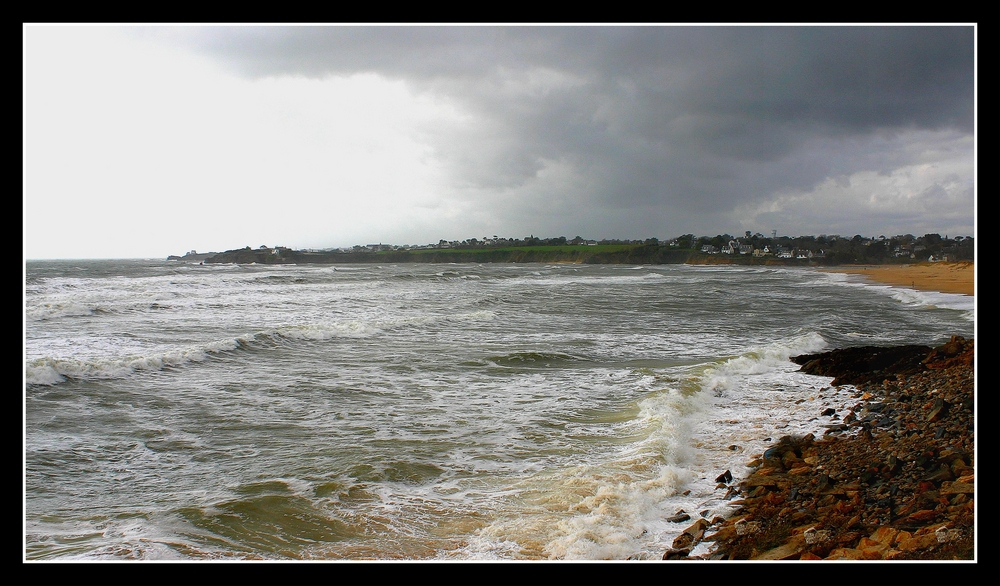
821, 262, 974, 296
671, 337, 975, 561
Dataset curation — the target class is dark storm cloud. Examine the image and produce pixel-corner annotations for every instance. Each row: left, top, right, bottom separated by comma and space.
173, 26, 972, 129
156, 25, 973, 234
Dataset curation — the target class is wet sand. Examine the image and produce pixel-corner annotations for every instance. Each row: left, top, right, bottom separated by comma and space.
823, 262, 974, 296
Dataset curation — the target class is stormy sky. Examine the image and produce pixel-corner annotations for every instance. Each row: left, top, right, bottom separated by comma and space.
23, 25, 975, 259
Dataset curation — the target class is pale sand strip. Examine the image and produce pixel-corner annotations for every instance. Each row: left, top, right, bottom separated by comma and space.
822, 262, 975, 296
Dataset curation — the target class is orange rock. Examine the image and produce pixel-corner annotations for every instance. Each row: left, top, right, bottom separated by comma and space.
897, 533, 939, 551
907, 509, 939, 522
870, 526, 899, 546
857, 536, 879, 548
857, 539, 890, 559
824, 548, 867, 560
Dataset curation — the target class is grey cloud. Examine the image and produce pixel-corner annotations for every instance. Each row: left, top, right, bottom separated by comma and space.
151, 25, 973, 236
172, 26, 972, 130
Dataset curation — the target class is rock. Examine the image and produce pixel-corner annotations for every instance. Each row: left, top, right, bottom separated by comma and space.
906, 510, 940, 523
684, 338, 974, 561
751, 535, 806, 560
926, 398, 947, 421
869, 526, 900, 546
791, 344, 933, 386
897, 532, 940, 551
923, 336, 974, 369
662, 547, 691, 560
672, 518, 711, 550
824, 547, 877, 560
941, 481, 974, 495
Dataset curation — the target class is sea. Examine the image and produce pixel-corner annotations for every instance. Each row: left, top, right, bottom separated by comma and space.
24, 259, 975, 561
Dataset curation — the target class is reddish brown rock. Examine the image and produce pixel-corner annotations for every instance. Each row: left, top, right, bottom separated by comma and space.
682, 337, 975, 561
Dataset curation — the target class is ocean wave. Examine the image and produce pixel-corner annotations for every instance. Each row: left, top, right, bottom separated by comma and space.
25, 302, 105, 320
887, 287, 975, 314
464, 379, 708, 560
491, 332, 840, 560
26, 299, 189, 321
484, 351, 587, 367
696, 332, 828, 398
268, 321, 381, 341
25, 287, 191, 321
24, 322, 377, 386
517, 273, 667, 288
25, 338, 244, 386
822, 271, 975, 315
25, 307, 504, 386
373, 310, 496, 331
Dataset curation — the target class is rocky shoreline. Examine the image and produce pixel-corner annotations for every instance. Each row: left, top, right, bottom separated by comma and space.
664, 336, 975, 561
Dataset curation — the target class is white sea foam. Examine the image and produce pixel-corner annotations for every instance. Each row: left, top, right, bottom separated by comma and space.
25, 309, 501, 385
534, 333, 833, 559
698, 332, 827, 396
519, 273, 668, 287
24, 337, 245, 385
821, 270, 975, 316
26, 363, 67, 385
890, 288, 975, 316
25, 302, 100, 320
273, 321, 381, 341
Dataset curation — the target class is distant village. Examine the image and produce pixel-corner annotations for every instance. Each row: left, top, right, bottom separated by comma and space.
664, 231, 974, 263
170, 232, 974, 265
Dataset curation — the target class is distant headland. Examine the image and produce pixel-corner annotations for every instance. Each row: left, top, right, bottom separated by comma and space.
169, 232, 974, 266
166, 250, 217, 262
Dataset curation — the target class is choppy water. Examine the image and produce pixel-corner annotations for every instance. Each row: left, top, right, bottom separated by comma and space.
24, 260, 974, 560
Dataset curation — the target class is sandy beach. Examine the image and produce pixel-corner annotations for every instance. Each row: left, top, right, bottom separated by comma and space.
823, 262, 974, 296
